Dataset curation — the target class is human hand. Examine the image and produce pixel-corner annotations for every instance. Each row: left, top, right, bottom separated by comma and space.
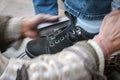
21, 14, 58, 38
93, 9, 120, 58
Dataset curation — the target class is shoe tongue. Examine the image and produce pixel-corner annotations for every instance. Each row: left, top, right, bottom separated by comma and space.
50, 11, 77, 39
54, 11, 76, 38
65, 11, 77, 25
69, 33, 77, 42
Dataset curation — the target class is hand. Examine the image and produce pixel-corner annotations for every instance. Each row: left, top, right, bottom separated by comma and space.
93, 9, 120, 57
21, 14, 58, 38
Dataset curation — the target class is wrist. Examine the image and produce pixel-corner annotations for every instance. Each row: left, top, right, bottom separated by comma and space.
5, 17, 24, 40
93, 35, 110, 58
21, 18, 29, 38
88, 40, 105, 74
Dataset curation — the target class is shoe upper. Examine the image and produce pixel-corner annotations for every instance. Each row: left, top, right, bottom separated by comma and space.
26, 37, 49, 58
26, 11, 97, 58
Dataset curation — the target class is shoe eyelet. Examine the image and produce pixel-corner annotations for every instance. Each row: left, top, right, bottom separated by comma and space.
77, 31, 81, 35
50, 43, 55, 47
55, 40, 60, 44
76, 27, 81, 31
76, 27, 81, 35
50, 35, 55, 40
60, 37, 64, 41
72, 30, 75, 34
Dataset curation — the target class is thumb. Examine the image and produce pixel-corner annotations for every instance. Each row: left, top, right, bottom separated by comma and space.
31, 14, 59, 25
22, 14, 59, 28
23, 30, 38, 38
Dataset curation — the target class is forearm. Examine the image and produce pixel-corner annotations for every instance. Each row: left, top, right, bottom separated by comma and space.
4, 17, 23, 41
28, 41, 105, 80
0, 41, 105, 80
0, 16, 23, 52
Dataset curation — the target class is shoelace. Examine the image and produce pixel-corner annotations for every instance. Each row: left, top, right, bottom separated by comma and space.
48, 11, 98, 47
55, 11, 77, 38
48, 11, 78, 47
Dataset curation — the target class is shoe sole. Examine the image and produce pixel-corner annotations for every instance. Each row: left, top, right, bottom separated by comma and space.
37, 17, 69, 36
25, 48, 35, 58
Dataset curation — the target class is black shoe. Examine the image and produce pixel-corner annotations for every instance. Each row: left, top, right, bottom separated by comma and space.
26, 11, 97, 58
38, 17, 69, 36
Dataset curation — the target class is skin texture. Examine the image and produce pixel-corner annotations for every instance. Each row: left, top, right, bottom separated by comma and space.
93, 9, 120, 57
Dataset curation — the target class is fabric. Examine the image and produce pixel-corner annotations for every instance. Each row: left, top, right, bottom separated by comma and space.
64, 0, 113, 20
76, 18, 102, 33
88, 40, 105, 74
64, 0, 112, 33
33, 0, 58, 15
112, 0, 120, 11
32, 0, 113, 33
33, 0, 114, 20
5, 17, 23, 42
0, 16, 23, 52
0, 41, 105, 80
0, 15, 105, 80
0, 16, 11, 52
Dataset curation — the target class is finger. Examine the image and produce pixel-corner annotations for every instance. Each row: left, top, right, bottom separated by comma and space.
100, 10, 120, 34
33, 14, 59, 24
108, 9, 120, 17
24, 31, 38, 38
25, 14, 59, 28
